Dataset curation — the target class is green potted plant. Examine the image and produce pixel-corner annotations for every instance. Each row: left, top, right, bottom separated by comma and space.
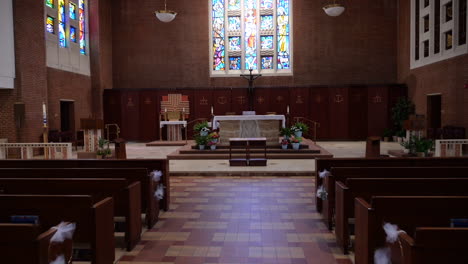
208, 140, 217, 150
96, 137, 111, 159
414, 137, 433, 157
382, 128, 393, 142
280, 127, 292, 140
195, 135, 208, 150
290, 136, 302, 150
208, 131, 220, 143
400, 136, 416, 154
194, 121, 210, 136
291, 122, 309, 137
391, 97, 415, 138
280, 138, 289, 150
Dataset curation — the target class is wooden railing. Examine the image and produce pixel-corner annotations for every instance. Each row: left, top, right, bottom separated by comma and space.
0, 143, 72, 160
293, 117, 320, 142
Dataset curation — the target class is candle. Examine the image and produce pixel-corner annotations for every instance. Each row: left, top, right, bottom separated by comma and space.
182, 107, 185, 112
211, 106, 214, 115
287, 105, 289, 114
42, 102, 47, 127
164, 108, 167, 113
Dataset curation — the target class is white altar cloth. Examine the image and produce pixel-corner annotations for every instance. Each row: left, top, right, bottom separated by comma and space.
212, 115, 286, 129
159, 121, 187, 128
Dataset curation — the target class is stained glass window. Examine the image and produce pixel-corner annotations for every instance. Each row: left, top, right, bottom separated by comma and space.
46, 0, 54, 8
79, 0, 86, 54
70, 26, 77, 42
69, 3, 77, 20
58, 0, 66, 47
46, 16, 55, 34
211, 0, 292, 75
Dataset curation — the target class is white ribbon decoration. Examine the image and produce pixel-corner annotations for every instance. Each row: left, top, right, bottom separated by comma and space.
150, 170, 163, 182
383, 222, 406, 243
50, 222, 76, 243
154, 184, 165, 200
319, 169, 331, 178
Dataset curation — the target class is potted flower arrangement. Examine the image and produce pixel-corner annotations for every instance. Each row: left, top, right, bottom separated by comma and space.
414, 137, 433, 157
195, 135, 208, 150
280, 127, 292, 140
280, 138, 289, 150
208, 131, 220, 143
194, 121, 210, 136
382, 128, 393, 142
290, 136, 302, 150
96, 137, 111, 159
291, 122, 309, 137
208, 140, 217, 150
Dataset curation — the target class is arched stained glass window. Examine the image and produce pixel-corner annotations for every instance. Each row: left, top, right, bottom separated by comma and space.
211, 0, 292, 76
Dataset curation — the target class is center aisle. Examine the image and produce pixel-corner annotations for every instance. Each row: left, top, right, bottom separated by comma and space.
118, 176, 352, 264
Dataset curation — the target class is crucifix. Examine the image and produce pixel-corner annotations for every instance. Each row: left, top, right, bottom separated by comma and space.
240, 69, 262, 111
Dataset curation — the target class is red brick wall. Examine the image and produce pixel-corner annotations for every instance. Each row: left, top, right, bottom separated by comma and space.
397, 0, 468, 131
111, 0, 398, 89
46, 68, 93, 131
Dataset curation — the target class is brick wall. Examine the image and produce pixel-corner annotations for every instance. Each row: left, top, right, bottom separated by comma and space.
398, 0, 468, 131
111, 0, 398, 89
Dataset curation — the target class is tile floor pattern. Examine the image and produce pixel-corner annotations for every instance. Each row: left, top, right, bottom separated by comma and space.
117, 176, 353, 264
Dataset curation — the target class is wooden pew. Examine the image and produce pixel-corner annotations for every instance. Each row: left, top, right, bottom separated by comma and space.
0, 158, 170, 212
0, 195, 115, 264
0, 178, 141, 251
315, 157, 468, 230
326, 166, 468, 231
398, 227, 468, 264
0, 167, 158, 229
335, 177, 468, 253
354, 196, 468, 264
0, 224, 58, 264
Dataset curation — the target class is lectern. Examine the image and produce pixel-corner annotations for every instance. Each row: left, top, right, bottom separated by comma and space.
80, 118, 104, 152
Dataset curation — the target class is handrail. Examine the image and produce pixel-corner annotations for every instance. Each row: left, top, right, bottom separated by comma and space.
293, 117, 320, 143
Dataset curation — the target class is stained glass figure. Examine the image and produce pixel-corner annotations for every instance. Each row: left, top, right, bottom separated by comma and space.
70, 3, 76, 19
212, 0, 225, 71
70, 26, 76, 42
79, 0, 86, 54
261, 56, 273, 69
229, 37, 241, 50
46, 16, 55, 34
58, 0, 66, 47
228, 0, 241, 10
261, 35, 273, 50
277, 0, 290, 69
261, 0, 274, 9
228, 17, 241, 31
46, 0, 54, 8
229, 57, 241, 70
244, 0, 257, 69
260, 15, 273, 30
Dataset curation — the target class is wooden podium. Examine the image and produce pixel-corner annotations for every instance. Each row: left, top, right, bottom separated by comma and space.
80, 118, 104, 152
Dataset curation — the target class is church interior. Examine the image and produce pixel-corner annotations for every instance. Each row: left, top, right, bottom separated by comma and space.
0, 0, 468, 263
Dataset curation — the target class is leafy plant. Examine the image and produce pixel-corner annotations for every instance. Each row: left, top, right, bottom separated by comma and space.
194, 135, 208, 146
414, 137, 433, 153
290, 136, 303, 143
280, 127, 292, 137
396, 130, 406, 137
391, 97, 415, 131
97, 137, 111, 157
400, 137, 416, 154
194, 121, 210, 132
291, 122, 309, 134
208, 132, 220, 140
383, 128, 393, 138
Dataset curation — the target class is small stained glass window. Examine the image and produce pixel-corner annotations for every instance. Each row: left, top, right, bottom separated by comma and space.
70, 3, 77, 20
46, 16, 55, 34
445, 30, 453, 49
58, 0, 66, 47
46, 0, 54, 8
70, 26, 77, 42
79, 0, 86, 54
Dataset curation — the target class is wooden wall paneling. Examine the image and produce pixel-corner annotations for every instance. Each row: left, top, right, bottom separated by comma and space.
230, 88, 249, 114
289, 87, 310, 121
103, 90, 121, 126
328, 87, 349, 139
212, 89, 232, 115
193, 89, 214, 120
254, 88, 270, 115
367, 86, 390, 137
348, 86, 368, 139
309, 87, 330, 140
268, 88, 289, 116
139, 91, 158, 141
120, 91, 140, 140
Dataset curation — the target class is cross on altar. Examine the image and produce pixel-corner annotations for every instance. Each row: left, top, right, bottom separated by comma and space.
240, 69, 262, 111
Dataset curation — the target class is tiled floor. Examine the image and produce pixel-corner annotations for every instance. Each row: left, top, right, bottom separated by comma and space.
117, 176, 353, 264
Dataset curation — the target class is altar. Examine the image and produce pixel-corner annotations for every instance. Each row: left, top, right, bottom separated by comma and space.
213, 115, 285, 145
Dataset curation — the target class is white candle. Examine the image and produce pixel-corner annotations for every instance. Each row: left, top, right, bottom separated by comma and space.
211, 106, 214, 115
287, 105, 290, 114
182, 107, 185, 112
164, 108, 167, 112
